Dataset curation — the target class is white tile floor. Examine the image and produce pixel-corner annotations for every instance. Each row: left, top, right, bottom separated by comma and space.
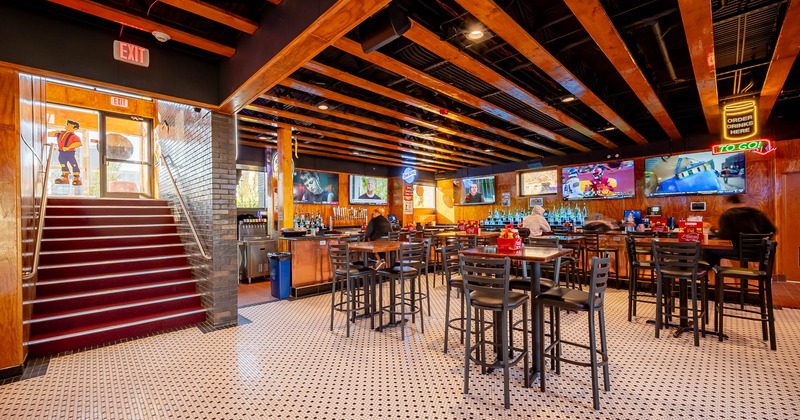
2, 280, 800, 419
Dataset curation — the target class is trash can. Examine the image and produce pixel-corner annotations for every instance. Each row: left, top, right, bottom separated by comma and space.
268, 252, 292, 299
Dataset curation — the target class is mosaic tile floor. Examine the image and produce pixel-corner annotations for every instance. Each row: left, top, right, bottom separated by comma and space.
2, 279, 800, 419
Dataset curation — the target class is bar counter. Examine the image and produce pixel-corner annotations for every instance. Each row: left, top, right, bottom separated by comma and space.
279, 234, 347, 297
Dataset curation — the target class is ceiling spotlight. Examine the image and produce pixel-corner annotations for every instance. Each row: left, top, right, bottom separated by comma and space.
597, 125, 617, 133
258, 134, 268, 140
466, 30, 484, 40
484, 148, 495, 153
559, 95, 577, 103
351, 151, 362, 155
152, 31, 171, 42
318, 104, 329, 110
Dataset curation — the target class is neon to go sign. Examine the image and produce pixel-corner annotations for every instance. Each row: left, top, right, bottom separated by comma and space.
711, 139, 775, 155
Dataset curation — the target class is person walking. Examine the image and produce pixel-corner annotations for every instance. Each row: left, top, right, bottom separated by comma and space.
705, 194, 776, 267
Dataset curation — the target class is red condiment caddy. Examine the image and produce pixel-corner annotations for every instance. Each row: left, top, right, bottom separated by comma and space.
496, 223, 522, 251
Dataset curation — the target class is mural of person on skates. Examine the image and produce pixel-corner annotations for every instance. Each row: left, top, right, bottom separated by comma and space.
51, 119, 82, 186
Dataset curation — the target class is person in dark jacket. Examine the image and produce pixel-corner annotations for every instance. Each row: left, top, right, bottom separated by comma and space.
705, 195, 776, 267
364, 209, 392, 268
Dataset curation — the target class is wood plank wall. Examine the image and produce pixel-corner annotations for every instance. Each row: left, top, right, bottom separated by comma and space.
286, 170, 403, 229
0, 67, 23, 372
435, 141, 800, 279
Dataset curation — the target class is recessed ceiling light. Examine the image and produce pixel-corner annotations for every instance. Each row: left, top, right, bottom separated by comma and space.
466, 30, 484, 40
318, 104, 329, 110
560, 95, 577, 103
152, 31, 171, 42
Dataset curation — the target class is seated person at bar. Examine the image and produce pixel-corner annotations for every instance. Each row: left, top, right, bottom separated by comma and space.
521, 205, 551, 237
705, 194, 776, 267
365, 208, 392, 269
464, 182, 484, 203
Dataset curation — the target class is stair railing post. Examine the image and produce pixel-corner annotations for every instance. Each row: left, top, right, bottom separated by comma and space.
23, 143, 55, 281
159, 153, 212, 260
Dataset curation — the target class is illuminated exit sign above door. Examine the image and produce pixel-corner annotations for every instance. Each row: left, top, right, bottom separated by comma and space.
113, 41, 149, 67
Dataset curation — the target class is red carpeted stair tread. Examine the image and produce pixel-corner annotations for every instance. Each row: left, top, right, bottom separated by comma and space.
42, 224, 181, 239
27, 306, 206, 344
45, 215, 178, 227
34, 266, 193, 287
47, 205, 173, 216
40, 243, 187, 265
41, 233, 184, 251
30, 279, 199, 304
29, 291, 203, 323
47, 197, 170, 207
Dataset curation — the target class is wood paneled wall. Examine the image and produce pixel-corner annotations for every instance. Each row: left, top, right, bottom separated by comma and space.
436, 142, 800, 279
286, 171, 403, 228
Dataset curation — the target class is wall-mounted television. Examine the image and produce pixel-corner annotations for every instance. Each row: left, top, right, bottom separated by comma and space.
644, 151, 745, 197
455, 176, 496, 205
349, 175, 388, 205
562, 160, 635, 200
293, 170, 339, 204
519, 168, 558, 196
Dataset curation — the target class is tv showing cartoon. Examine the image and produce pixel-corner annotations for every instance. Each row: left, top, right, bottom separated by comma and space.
644, 151, 745, 197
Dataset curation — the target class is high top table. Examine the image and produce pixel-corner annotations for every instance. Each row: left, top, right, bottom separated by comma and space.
460, 245, 573, 386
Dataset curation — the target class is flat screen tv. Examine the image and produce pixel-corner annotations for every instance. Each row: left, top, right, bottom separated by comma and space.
644, 151, 745, 197
561, 160, 635, 200
455, 176, 496, 205
293, 170, 339, 204
519, 168, 558, 196
349, 175, 389, 205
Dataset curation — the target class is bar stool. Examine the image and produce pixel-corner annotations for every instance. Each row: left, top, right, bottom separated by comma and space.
460, 254, 529, 409
625, 235, 657, 322
536, 256, 611, 410
652, 241, 708, 346
733, 233, 774, 308
377, 242, 425, 340
456, 234, 477, 249
714, 239, 778, 350
409, 237, 432, 315
584, 233, 619, 288
328, 242, 375, 336
442, 243, 470, 353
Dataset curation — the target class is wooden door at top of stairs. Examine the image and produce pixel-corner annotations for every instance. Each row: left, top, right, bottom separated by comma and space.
100, 113, 153, 198
781, 172, 800, 281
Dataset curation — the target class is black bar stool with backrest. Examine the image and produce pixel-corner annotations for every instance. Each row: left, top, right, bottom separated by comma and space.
713, 239, 778, 350
422, 230, 442, 286
408, 237, 433, 316
536, 256, 612, 410
732, 232, 774, 308
456, 234, 477, 249
376, 242, 425, 340
652, 241, 709, 346
625, 233, 657, 322
442, 243, 490, 353
460, 254, 529, 409
328, 242, 375, 336
584, 233, 620, 288
520, 237, 561, 291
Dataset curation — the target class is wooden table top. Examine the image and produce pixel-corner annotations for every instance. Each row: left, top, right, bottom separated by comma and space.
460, 246, 572, 262
638, 237, 734, 251
349, 240, 408, 253
435, 231, 501, 238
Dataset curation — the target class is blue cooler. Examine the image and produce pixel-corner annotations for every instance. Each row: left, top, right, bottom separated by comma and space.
268, 252, 292, 299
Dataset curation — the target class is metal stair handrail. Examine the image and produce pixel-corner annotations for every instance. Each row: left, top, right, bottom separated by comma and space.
160, 153, 212, 260
23, 143, 55, 280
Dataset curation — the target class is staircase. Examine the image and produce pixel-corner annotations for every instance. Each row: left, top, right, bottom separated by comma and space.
25, 197, 206, 357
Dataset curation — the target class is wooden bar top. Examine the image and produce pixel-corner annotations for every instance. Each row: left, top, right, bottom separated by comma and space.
435, 231, 501, 238
638, 237, 734, 251
460, 246, 572, 262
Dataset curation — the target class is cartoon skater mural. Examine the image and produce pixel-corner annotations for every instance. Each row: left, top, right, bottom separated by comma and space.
50, 119, 82, 186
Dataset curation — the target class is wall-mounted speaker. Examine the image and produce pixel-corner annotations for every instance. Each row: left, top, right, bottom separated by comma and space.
358, 4, 411, 54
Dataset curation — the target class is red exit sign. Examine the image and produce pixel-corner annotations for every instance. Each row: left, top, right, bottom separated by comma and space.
113, 41, 150, 67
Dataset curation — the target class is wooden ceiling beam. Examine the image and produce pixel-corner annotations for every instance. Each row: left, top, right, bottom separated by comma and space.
218, 0, 391, 113
157, 0, 258, 34
265, 0, 285, 5
302, 61, 564, 156
259, 93, 516, 161
238, 126, 460, 170
237, 113, 487, 166
332, 37, 591, 152
405, 21, 616, 149
759, 0, 800, 122
454, 0, 648, 145
244, 103, 501, 165
562, 0, 683, 140
240, 137, 442, 172
279, 78, 541, 159
48, 0, 236, 57
678, 0, 720, 134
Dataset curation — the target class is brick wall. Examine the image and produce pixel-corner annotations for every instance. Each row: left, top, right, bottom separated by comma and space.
155, 102, 238, 327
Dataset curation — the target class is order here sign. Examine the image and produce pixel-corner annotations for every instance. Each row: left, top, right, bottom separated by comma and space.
113, 41, 150, 67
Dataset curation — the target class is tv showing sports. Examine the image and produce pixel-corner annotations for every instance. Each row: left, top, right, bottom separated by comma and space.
293, 170, 339, 204
561, 160, 635, 200
455, 176, 496, 205
349, 175, 389, 205
519, 168, 558, 196
644, 151, 745, 197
